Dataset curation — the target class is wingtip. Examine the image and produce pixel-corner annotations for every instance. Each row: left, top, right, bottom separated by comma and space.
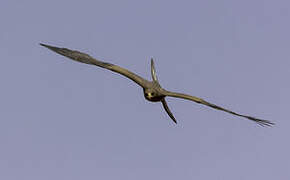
258, 120, 275, 127
248, 116, 275, 127
39, 43, 52, 49
39, 43, 62, 53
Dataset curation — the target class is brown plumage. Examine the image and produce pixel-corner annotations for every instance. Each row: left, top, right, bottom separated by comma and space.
40, 43, 274, 127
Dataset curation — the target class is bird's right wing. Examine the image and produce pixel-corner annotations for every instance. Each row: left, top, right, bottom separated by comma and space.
163, 90, 274, 126
40, 43, 149, 88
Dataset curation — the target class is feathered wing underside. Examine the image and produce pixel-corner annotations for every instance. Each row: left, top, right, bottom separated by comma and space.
161, 98, 177, 124
40, 43, 149, 88
163, 91, 274, 126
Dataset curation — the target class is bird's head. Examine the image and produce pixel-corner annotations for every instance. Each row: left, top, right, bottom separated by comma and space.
143, 88, 164, 102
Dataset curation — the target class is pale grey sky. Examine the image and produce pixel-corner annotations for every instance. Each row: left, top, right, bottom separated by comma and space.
1, 0, 289, 179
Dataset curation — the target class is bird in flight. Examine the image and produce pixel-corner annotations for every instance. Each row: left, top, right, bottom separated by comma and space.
40, 43, 274, 126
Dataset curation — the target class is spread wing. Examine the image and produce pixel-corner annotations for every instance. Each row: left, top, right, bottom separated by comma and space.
40, 43, 149, 88
163, 90, 274, 126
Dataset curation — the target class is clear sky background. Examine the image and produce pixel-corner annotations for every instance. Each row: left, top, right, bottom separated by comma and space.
1, 0, 289, 179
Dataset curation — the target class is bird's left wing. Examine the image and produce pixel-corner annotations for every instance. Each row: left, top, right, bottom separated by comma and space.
163, 90, 274, 126
40, 43, 149, 88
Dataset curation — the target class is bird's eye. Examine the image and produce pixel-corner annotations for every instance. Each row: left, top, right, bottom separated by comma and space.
151, 93, 154, 96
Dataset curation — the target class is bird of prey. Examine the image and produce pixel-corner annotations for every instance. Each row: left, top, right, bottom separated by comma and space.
40, 43, 274, 126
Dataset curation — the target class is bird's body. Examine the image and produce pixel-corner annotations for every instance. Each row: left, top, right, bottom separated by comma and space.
143, 83, 164, 102
40, 43, 274, 126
